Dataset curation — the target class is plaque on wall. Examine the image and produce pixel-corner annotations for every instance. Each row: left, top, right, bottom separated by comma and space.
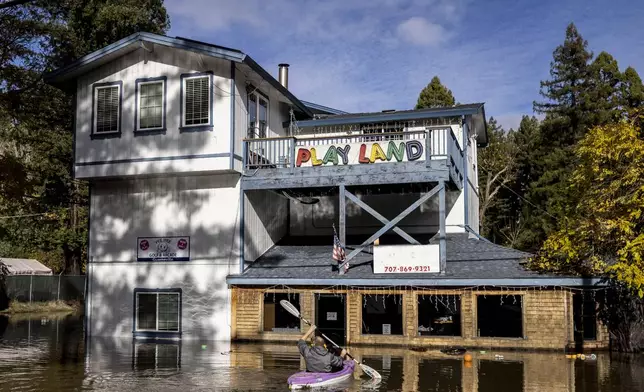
137, 236, 190, 261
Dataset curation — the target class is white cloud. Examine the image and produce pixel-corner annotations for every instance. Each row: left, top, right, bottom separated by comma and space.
396, 17, 448, 46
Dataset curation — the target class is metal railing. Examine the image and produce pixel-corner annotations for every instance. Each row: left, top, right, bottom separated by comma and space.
243, 128, 464, 184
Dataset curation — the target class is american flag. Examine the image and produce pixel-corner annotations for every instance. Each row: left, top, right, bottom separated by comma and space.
332, 226, 346, 263
333, 226, 349, 273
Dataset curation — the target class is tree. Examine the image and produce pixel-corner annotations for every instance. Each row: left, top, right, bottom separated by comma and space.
530, 121, 644, 288
415, 76, 455, 109
0, 0, 170, 274
533, 23, 593, 143
478, 118, 517, 236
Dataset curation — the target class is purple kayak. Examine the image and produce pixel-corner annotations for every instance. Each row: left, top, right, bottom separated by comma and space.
288, 360, 355, 389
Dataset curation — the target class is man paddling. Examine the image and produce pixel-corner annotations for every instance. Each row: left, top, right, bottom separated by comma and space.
297, 324, 347, 373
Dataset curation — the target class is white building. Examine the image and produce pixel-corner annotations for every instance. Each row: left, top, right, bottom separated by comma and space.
45, 32, 508, 342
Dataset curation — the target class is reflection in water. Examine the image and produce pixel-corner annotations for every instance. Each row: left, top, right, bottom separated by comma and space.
1, 314, 644, 391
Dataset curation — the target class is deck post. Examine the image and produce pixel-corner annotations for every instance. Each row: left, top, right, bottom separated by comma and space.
339, 184, 346, 247
439, 180, 447, 274
289, 137, 296, 174
242, 140, 248, 173
425, 128, 431, 168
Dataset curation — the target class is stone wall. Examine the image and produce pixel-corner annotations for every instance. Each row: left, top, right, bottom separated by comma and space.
231, 287, 609, 350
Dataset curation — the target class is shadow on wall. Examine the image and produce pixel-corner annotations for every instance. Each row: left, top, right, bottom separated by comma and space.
88, 172, 266, 341
76, 47, 236, 176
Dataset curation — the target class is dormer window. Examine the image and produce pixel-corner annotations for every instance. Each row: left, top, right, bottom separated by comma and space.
180, 72, 213, 131
92, 81, 122, 136
248, 90, 268, 138
135, 77, 166, 132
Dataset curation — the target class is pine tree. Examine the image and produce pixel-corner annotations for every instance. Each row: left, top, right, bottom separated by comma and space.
415, 76, 455, 109
533, 23, 593, 143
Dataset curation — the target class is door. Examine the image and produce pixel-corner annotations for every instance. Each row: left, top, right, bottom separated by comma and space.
316, 294, 346, 346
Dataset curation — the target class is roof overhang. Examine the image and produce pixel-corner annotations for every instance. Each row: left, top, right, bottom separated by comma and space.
291, 103, 488, 147
226, 276, 604, 287
44, 32, 313, 117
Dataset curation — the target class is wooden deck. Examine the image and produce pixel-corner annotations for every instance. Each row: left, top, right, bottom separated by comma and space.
241, 128, 464, 190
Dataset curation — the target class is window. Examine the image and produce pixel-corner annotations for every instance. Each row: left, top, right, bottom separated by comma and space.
134, 289, 181, 334
573, 292, 598, 341
247, 90, 268, 138
181, 73, 212, 130
362, 294, 403, 335
136, 77, 166, 131
477, 295, 523, 338
93, 81, 122, 135
418, 294, 461, 336
263, 293, 300, 332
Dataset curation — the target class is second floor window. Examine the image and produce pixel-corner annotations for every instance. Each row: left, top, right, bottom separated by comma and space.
93, 82, 122, 134
248, 91, 268, 138
136, 78, 166, 131
181, 73, 212, 128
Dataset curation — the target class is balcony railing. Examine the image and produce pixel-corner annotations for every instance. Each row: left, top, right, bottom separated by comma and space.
242, 128, 464, 185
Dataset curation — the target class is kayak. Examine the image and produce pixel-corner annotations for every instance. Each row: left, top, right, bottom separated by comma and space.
288, 360, 355, 389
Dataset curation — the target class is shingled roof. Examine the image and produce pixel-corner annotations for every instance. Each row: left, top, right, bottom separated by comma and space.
227, 233, 601, 287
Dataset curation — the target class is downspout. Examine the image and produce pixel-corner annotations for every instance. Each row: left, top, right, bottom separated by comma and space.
462, 116, 469, 232
229, 62, 236, 170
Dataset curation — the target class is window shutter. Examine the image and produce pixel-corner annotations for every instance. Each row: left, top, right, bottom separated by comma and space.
184, 76, 210, 126
96, 86, 119, 133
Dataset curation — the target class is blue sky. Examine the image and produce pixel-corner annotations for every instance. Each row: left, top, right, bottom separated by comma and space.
166, 0, 644, 130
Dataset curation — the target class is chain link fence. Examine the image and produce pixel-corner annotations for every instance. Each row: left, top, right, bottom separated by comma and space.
4, 275, 85, 302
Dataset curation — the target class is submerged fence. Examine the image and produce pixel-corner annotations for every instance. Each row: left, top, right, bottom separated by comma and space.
4, 275, 86, 302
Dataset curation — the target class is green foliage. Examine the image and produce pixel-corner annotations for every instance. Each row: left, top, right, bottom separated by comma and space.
530, 122, 644, 293
415, 76, 455, 109
0, 0, 169, 273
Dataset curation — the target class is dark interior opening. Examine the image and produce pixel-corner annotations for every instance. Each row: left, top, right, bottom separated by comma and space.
478, 360, 524, 392
573, 292, 598, 342
362, 294, 403, 335
477, 295, 523, 338
263, 293, 300, 332
418, 294, 461, 336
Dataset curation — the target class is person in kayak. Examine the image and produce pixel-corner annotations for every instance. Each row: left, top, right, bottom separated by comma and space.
297, 324, 347, 373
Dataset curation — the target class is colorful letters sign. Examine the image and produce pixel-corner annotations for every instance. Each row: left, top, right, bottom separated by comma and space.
137, 236, 190, 261
295, 140, 425, 167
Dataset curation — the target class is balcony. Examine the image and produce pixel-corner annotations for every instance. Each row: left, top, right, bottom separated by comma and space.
241, 128, 464, 190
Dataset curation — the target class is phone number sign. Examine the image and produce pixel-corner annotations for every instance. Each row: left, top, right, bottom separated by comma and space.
137, 236, 190, 261
373, 244, 440, 274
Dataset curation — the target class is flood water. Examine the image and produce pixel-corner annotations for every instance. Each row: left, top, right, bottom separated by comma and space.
1, 314, 643, 391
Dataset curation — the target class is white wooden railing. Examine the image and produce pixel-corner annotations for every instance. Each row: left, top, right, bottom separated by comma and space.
243, 128, 464, 184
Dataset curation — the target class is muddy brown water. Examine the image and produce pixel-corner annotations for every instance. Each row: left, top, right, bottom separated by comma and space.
0, 314, 642, 391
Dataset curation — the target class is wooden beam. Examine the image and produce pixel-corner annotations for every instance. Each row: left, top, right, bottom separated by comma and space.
241, 160, 449, 190
439, 181, 446, 274
344, 189, 419, 245
341, 184, 442, 265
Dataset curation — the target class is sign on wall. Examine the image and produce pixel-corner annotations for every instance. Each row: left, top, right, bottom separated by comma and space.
326, 312, 337, 321
373, 244, 440, 273
137, 236, 190, 261
296, 140, 426, 167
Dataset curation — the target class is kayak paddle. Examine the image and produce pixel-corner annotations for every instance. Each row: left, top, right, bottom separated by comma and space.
279, 299, 382, 380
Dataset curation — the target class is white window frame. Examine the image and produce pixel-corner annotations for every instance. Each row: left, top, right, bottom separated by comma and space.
181, 74, 212, 128
248, 90, 269, 139
136, 79, 165, 131
93, 83, 121, 135
135, 291, 181, 333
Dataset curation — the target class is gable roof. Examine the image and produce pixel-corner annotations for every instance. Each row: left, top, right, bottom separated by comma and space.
44, 32, 313, 117
227, 233, 602, 287
301, 100, 349, 115
0, 258, 52, 275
